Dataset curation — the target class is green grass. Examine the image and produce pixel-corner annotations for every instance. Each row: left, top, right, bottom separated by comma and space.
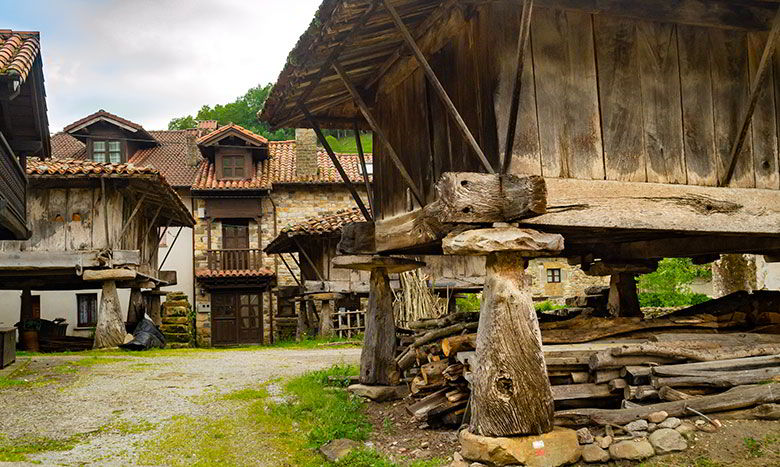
325, 134, 373, 154
268, 335, 363, 350
0, 435, 80, 462
534, 301, 565, 312
0, 375, 30, 389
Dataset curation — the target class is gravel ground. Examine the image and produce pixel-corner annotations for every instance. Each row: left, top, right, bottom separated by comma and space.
0, 347, 360, 465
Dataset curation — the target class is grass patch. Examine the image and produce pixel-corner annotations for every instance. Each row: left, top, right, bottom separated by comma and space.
99, 419, 157, 435
222, 387, 269, 401
0, 375, 31, 389
325, 134, 373, 154
269, 335, 363, 350
0, 435, 80, 462
534, 301, 565, 312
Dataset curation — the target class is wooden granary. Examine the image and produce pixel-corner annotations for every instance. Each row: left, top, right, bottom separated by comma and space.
261, 0, 780, 437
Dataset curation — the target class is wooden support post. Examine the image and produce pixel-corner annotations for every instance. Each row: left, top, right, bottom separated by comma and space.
294, 238, 326, 282
116, 193, 147, 248
501, 0, 534, 174
363, 267, 399, 385
319, 300, 335, 337
296, 300, 306, 342
471, 252, 554, 436
101, 177, 110, 248
607, 273, 642, 317
279, 254, 302, 287
354, 122, 375, 215
722, 7, 780, 186
383, 0, 494, 174
147, 291, 162, 326
20, 289, 33, 322
300, 105, 373, 221
127, 287, 144, 327
93, 280, 126, 349
331, 60, 425, 206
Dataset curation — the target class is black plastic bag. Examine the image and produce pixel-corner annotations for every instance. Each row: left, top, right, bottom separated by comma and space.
119, 316, 166, 351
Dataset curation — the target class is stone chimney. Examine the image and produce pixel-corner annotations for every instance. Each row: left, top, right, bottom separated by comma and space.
197, 120, 218, 138
296, 128, 319, 178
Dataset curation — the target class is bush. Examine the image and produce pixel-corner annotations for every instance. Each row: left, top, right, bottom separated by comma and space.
456, 293, 481, 313
535, 301, 564, 312
637, 258, 712, 307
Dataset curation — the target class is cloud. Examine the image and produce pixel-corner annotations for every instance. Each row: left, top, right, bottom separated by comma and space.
12, 0, 321, 131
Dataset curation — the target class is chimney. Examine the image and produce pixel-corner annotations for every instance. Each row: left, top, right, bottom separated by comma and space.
295, 128, 319, 178
197, 120, 218, 138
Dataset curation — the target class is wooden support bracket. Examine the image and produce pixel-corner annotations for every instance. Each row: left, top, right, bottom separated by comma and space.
443, 227, 564, 256
83, 269, 137, 281
332, 255, 425, 274
582, 260, 659, 277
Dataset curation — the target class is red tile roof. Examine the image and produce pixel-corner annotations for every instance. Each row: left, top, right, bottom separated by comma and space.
51, 130, 202, 187
196, 123, 268, 146
63, 109, 146, 133
0, 30, 40, 85
195, 268, 275, 279
265, 207, 367, 254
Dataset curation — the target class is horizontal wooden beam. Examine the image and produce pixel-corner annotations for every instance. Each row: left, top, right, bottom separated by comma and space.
443, 227, 564, 256
572, 235, 780, 260
337, 221, 376, 254
332, 255, 425, 273
0, 250, 140, 270
83, 269, 137, 281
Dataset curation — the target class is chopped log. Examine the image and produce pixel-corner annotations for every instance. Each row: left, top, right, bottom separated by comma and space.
651, 367, 780, 388
411, 376, 445, 395
611, 343, 780, 362
571, 372, 589, 384
421, 360, 450, 385
471, 252, 554, 437
658, 386, 694, 401
624, 385, 659, 401
443, 227, 564, 256
607, 273, 642, 317
93, 280, 126, 349
360, 268, 399, 385
442, 333, 477, 356
651, 354, 780, 376
408, 311, 479, 331
413, 321, 479, 348
622, 366, 652, 381
408, 388, 449, 417
552, 383, 615, 401
593, 369, 622, 384
609, 379, 628, 392
446, 389, 469, 403
555, 383, 780, 426
652, 332, 780, 344
622, 400, 642, 409
589, 352, 681, 370
396, 347, 417, 371
443, 363, 465, 381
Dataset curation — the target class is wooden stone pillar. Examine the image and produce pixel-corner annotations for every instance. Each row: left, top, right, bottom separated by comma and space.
127, 288, 144, 327
296, 301, 306, 341
333, 255, 426, 386
94, 280, 125, 349
607, 273, 641, 317
443, 226, 564, 437
20, 289, 34, 322
146, 291, 162, 326
319, 300, 335, 337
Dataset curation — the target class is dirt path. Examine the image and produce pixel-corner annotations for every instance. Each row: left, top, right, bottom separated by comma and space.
0, 348, 360, 465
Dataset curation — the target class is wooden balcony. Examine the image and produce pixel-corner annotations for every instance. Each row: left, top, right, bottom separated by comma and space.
0, 143, 29, 240
206, 248, 265, 271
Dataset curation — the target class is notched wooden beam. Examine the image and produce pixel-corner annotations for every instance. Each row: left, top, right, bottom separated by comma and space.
442, 226, 564, 256
332, 255, 425, 273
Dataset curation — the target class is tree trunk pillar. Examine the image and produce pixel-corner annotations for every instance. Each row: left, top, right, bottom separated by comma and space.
127, 288, 144, 328
712, 254, 765, 297
20, 289, 34, 322
146, 292, 162, 326
319, 300, 334, 337
94, 280, 126, 349
471, 252, 554, 436
360, 267, 399, 385
607, 273, 642, 317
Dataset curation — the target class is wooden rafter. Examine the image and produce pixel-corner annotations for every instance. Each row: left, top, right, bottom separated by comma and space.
293, 237, 325, 282
279, 253, 302, 287
101, 177, 110, 248
332, 60, 425, 206
501, 0, 534, 174
354, 121, 375, 215
300, 104, 373, 222
722, 6, 780, 186
382, 0, 495, 174
141, 205, 162, 243
116, 193, 148, 248
158, 226, 183, 270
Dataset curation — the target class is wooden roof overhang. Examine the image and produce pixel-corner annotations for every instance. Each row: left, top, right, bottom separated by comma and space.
265, 230, 340, 255
29, 172, 195, 228
260, 0, 780, 130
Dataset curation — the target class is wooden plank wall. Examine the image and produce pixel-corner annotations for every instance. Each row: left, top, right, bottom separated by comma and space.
372, 5, 780, 220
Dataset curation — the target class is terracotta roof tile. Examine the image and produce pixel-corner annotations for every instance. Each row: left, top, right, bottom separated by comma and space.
50, 132, 87, 159
282, 207, 365, 235
27, 158, 159, 177
196, 123, 268, 146
195, 268, 275, 279
0, 30, 40, 85
63, 109, 146, 133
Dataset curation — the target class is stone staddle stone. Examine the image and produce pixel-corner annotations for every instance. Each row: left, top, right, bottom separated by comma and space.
459, 428, 581, 467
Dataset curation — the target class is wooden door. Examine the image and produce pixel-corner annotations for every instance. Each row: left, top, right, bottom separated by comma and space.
211, 293, 238, 345
222, 222, 249, 269
237, 293, 263, 344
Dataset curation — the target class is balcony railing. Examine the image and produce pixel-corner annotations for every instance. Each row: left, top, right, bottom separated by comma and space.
206, 248, 264, 271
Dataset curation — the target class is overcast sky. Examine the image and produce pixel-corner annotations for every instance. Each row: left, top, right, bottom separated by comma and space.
4, 0, 321, 132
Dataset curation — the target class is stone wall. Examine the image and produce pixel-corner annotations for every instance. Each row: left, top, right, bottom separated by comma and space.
161, 291, 194, 349
527, 259, 609, 302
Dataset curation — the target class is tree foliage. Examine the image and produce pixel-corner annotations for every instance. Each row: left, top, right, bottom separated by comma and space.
168, 84, 294, 141
638, 258, 712, 307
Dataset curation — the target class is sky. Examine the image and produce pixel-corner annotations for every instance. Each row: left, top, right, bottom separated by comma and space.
4, 0, 321, 132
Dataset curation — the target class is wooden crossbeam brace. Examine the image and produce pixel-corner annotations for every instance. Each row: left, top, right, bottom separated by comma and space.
331, 60, 425, 206
101, 177, 110, 248
159, 226, 183, 270
354, 121, 375, 215
147, 217, 172, 263
722, 6, 780, 186
382, 0, 495, 174
279, 253, 302, 287
116, 193, 148, 248
300, 104, 373, 222
501, 0, 534, 174
141, 205, 163, 244
293, 237, 326, 282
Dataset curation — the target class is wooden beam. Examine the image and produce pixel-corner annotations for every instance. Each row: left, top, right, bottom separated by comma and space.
722, 7, 780, 186
279, 253, 302, 287
83, 269, 137, 281
0, 250, 141, 270
332, 255, 425, 274
338, 221, 376, 255
442, 227, 564, 256
501, 0, 534, 174
116, 193, 148, 248
293, 237, 326, 282
582, 260, 658, 276
101, 177, 110, 248
300, 104, 373, 222
158, 226, 183, 269
331, 60, 425, 205
354, 122, 375, 215
141, 205, 163, 244
382, 0, 494, 174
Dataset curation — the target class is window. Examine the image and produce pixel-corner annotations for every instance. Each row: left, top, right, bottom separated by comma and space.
77, 293, 98, 327
92, 140, 122, 163
546, 268, 562, 283
359, 161, 373, 176
221, 155, 246, 179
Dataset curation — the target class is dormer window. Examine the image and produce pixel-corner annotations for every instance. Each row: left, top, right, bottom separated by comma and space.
92, 140, 122, 163
220, 154, 248, 180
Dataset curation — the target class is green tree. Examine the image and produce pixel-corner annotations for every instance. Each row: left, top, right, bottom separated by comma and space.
637, 258, 712, 307
167, 83, 294, 141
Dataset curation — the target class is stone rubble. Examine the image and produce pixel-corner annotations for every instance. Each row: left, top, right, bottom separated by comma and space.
608, 439, 655, 461
649, 428, 688, 454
